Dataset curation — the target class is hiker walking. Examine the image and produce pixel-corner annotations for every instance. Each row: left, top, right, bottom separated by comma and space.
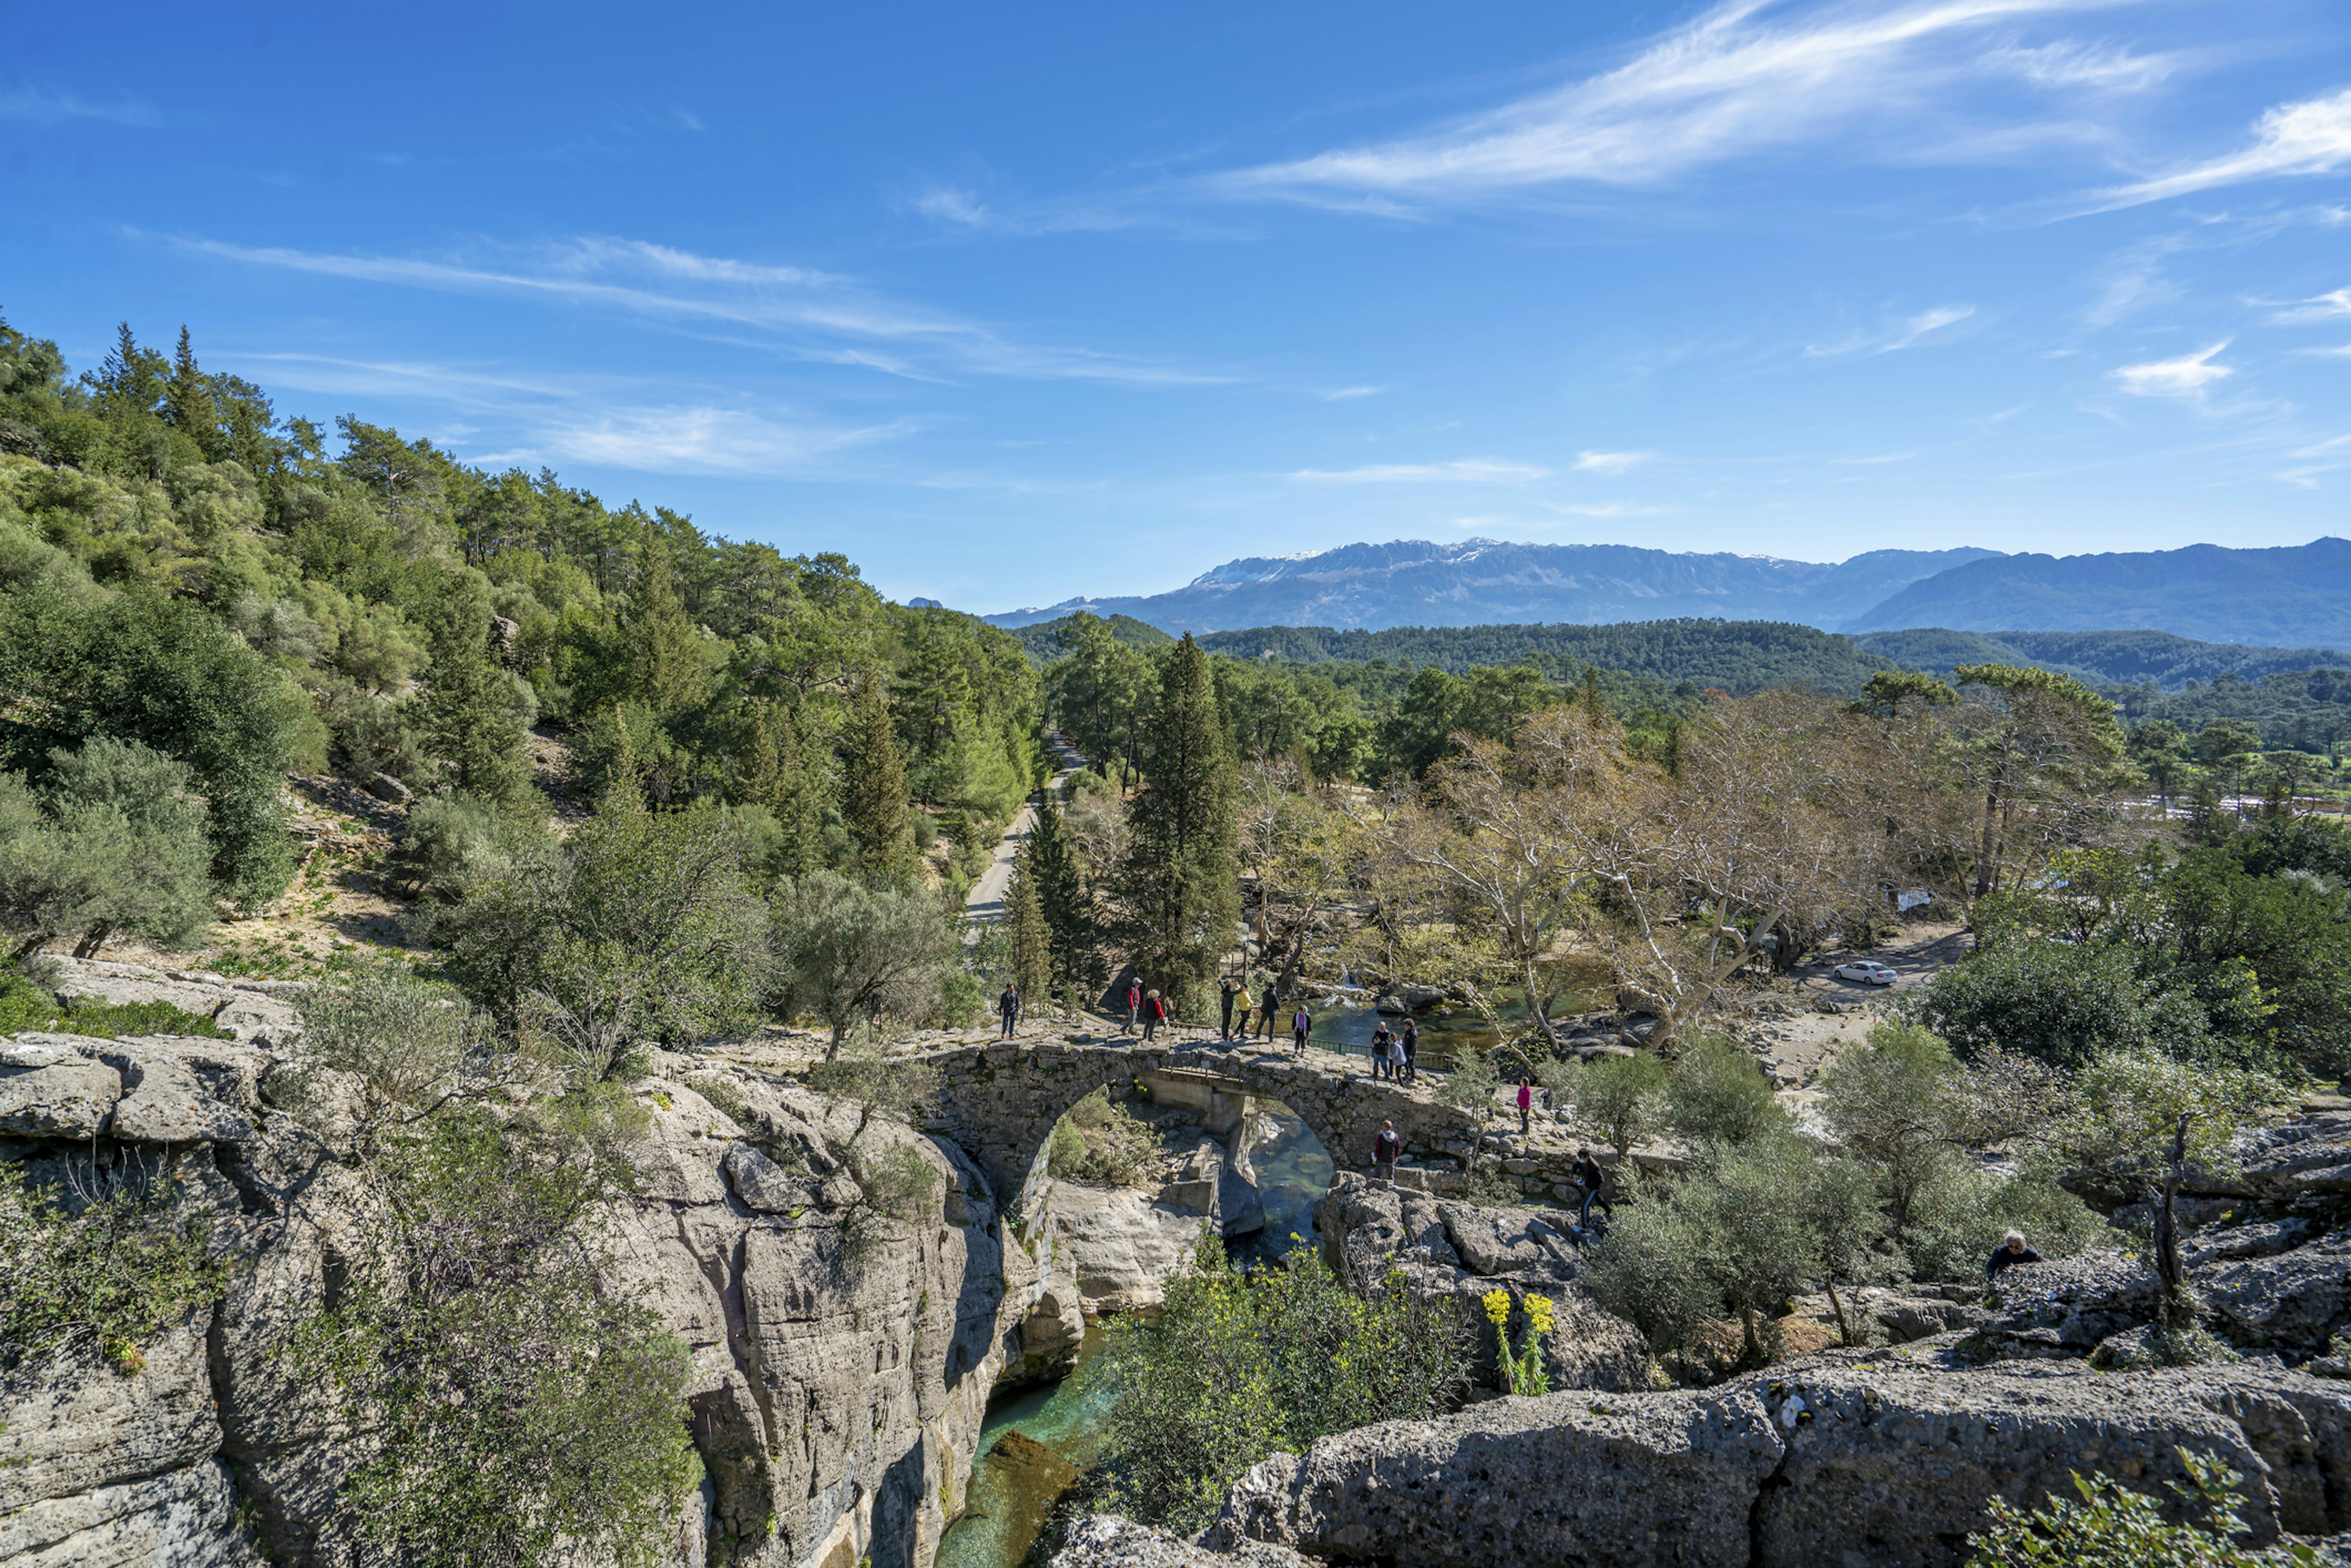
1399, 1018, 1419, 1084
1233, 986, 1254, 1041
997, 981, 1020, 1039
1986, 1230, 2042, 1281
1373, 1120, 1403, 1182
1141, 989, 1168, 1043
1291, 1000, 1312, 1055
1516, 1076, 1533, 1136
1219, 976, 1239, 1041
1258, 978, 1280, 1040
1571, 1147, 1613, 1228
1122, 977, 1142, 1035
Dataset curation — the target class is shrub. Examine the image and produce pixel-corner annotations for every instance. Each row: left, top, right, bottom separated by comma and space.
1665, 1034, 1785, 1146
1965, 1449, 2316, 1567
803, 1048, 941, 1125
0, 1155, 229, 1375
1048, 1088, 1158, 1186
1561, 1051, 1670, 1158
1082, 1235, 1471, 1532
293, 1094, 698, 1568
1903, 1165, 2103, 1284
0, 964, 228, 1038
1578, 1172, 1716, 1356
285, 965, 493, 1150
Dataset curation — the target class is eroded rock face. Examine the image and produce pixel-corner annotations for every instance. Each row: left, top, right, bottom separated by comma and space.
1176, 1360, 2351, 1568
1048, 1180, 1208, 1313
40, 957, 306, 1047
0, 1032, 1043, 1568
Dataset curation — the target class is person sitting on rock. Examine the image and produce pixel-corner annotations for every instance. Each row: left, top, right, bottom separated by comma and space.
1373, 1120, 1402, 1182
1985, 1229, 2042, 1281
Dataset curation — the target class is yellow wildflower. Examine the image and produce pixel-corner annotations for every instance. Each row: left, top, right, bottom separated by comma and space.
1482, 1289, 1510, 1327
1524, 1294, 1555, 1335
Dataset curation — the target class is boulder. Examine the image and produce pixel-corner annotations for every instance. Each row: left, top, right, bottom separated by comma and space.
366, 771, 414, 804
723, 1141, 822, 1214
0, 1056, 121, 1138
94, 1040, 253, 1145
2197, 1232, 2351, 1353
1960, 1250, 2162, 1361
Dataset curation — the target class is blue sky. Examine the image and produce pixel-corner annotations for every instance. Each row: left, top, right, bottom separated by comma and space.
6, 1, 2351, 613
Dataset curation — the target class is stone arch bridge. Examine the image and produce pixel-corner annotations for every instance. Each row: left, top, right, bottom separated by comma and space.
911, 1039, 1476, 1221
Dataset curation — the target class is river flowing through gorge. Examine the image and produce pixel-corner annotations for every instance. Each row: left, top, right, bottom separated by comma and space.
936, 1104, 1335, 1568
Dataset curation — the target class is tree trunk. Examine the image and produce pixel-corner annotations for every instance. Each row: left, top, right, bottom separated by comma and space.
2155, 1112, 2195, 1333
827, 1021, 849, 1062
1824, 1280, 1854, 1347
1739, 1304, 1762, 1364
72, 921, 113, 960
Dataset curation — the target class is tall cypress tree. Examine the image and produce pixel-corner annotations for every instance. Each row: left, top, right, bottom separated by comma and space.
741, 700, 821, 876
419, 574, 533, 808
1029, 789, 1095, 989
163, 326, 222, 459
1005, 848, 1053, 1010
1118, 635, 1240, 1002
624, 550, 709, 718
842, 669, 917, 885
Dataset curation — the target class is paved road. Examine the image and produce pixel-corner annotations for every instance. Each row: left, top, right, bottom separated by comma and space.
963, 733, 1089, 925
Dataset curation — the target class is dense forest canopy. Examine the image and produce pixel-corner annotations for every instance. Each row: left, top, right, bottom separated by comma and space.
0, 310, 1040, 912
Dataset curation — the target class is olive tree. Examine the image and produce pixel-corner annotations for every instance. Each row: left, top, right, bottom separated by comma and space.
2061, 1049, 2286, 1336
769, 869, 957, 1057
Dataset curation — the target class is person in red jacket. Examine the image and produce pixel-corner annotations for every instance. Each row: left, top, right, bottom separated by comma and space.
1141, 989, 1168, 1042
1122, 978, 1142, 1035
1372, 1120, 1403, 1182
1516, 1076, 1534, 1136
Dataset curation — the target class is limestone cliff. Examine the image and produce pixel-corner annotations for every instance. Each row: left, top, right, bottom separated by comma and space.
0, 1030, 1048, 1568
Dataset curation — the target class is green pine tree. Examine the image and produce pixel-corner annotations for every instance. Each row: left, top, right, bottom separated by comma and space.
1118, 635, 1240, 1002
163, 326, 221, 459
842, 669, 917, 885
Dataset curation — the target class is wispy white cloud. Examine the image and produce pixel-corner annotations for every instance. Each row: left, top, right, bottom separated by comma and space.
2089, 86, 2351, 210
1214, 0, 2113, 205
1981, 39, 2172, 91
1807, 302, 1976, 356
0, 85, 161, 127
1318, 385, 1386, 401
2270, 287, 2351, 325
1572, 449, 1654, 473
160, 232, 1228, 387
214, 350, 915, 476
534, 407, 913, 475
2112, 340, 2232, 395
1289, 459, 1550, 483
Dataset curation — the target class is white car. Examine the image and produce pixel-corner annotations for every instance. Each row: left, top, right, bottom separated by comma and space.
1832, 961, 1899, 986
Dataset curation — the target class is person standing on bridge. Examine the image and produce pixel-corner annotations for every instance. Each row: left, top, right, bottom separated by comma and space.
1233, 988, 1254, 1041
1370, 1021, 1393, 1079
1258, 978, 1279, 1041
1122, 977, 1142, 1035
1399, 1018, 1419, 1084
997, 981, 1020, 1040
1291, 1000, 1312, 1055
1219, 976, 1239, 1041
1516, 1076, 1534, 1136
1373, 1120, 1402, 1183
1141, 989, 1167, 1043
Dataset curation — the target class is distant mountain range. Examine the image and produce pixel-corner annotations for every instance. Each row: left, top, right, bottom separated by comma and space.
987, 536, 2351, 647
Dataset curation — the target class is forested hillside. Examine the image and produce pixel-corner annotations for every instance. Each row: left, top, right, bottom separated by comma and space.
0, 311, 1040, 920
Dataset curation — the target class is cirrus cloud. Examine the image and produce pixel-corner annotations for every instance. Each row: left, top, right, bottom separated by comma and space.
2112, 340, 2232, 396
